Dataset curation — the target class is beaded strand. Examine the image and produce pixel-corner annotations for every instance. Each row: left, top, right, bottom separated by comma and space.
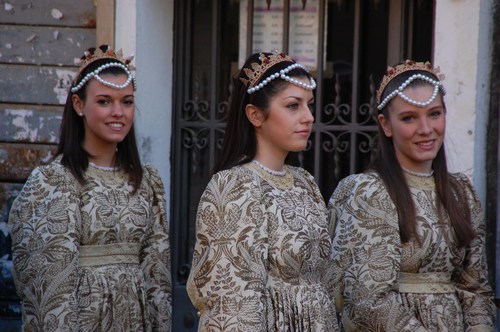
252, 160, 287, 176
247, 63, 316, 94
71, 62, 136, 93
377, 73, 445, 110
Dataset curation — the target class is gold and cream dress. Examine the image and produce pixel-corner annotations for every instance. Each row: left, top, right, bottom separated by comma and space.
9, 159, 172, 332
328, 171, 495, 331
187, 162, 339, 331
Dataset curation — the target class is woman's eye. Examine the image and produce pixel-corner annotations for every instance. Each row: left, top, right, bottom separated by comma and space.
97, 99, 109, 105
287, 103, 299, 109
401, 116, 414, 122
124, 99, 134, 106
430, 110, 442, 118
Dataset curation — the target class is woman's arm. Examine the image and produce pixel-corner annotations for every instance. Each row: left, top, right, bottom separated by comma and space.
187, 169, 269, 331
452, 173, 495, 331
140, 165, 173, 331
329, 174, 428, 332
9, 165, 80, 331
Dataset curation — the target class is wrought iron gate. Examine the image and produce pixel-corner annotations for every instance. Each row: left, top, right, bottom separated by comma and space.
171, 0, 433, 329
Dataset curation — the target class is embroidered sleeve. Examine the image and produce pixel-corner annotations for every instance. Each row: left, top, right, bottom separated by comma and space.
140, 165, 173, 331
328, 174, 427, 332
9, 165, 80, 332
452, 173, 496, 331
187, 169, 269, 331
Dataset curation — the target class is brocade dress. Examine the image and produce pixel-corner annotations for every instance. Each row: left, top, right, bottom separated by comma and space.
187, 162, 339, 331
328, 171, 495, 331
9, 159, 172, 332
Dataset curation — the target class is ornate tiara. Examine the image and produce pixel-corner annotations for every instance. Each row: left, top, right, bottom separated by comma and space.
376, 59, 444, 106
240, 51, 316, 94
71, 45, 136, 93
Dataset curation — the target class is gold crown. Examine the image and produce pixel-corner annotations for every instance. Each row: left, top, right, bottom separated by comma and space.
376, 59, 444, 104
240, 51, 294, 88
73, 45, 135, 82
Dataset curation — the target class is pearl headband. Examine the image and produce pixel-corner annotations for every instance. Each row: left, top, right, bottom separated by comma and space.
71, 62, 136, 93
247, 63, 316, 94
377, 73, 446, 110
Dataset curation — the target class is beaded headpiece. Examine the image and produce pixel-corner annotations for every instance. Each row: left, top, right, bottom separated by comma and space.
71, 45, 136, 93
376, 59, 445, 110
240, 51, 316, 94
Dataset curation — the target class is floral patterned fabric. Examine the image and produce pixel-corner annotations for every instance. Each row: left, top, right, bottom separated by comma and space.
187, 162, 340, 331
328, 171, 495, 332
9, 159, 172, 332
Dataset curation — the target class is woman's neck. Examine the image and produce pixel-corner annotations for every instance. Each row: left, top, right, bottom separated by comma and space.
83, 144, 117, 167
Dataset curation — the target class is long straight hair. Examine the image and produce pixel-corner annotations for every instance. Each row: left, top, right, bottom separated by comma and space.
57, 52, 143, 192
373, 70, 475, 247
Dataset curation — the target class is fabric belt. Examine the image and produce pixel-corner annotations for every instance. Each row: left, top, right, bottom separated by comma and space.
79, 243, 141, 267
398, 272, 455, 294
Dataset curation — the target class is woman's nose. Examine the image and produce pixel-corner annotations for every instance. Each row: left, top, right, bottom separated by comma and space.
111, 102, 124, 116
417, 118, 432, 134
302, 106, 314, 123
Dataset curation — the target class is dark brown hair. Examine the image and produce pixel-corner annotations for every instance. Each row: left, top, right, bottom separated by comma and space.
373, 69, 475, 247
214, 52, 314, 173
56, 45, 143, 191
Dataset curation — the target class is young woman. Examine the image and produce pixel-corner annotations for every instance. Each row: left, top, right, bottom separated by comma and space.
187, 51, 339, 331
9, 45, 172, 331
328, 60, 495, 331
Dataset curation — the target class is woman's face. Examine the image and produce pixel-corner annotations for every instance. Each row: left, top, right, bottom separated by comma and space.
378, 84, 446, 173
72, 73, 135, 153
252, 77, 315, 160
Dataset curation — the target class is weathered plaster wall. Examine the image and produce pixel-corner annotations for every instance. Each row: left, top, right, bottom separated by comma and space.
434, 0, 493, 204
115, 0, 174, 212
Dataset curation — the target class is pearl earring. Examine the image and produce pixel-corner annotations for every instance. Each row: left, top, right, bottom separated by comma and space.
78, 112, 83, 117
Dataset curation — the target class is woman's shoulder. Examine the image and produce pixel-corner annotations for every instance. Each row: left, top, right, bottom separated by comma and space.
141, 163, 167, 193
449, 171, 472, 186
29, 158, 73, 180
199, 166, 256, 203
210, 165, 254, 183
449, 171, 480, 202
142, 163, 161, 179
19, 159, 77, 196
329, 171, 385, 202
337, 171, 382, 191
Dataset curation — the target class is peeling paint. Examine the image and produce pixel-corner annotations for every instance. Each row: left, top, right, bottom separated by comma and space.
54, 69, 75, 104
140, 136, 152, 161
5, 44, 12, 49
53, 30, 60, 40
51, 8, 63, 20
26, 34, 36, 43
4, 3, 13, 12
7, 109, 38, 141
25, 149, 37, 163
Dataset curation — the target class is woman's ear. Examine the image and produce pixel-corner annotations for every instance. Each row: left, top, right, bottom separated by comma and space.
72, 94, 84, 115
378, 114, 393, 137
245, 104, 264, 127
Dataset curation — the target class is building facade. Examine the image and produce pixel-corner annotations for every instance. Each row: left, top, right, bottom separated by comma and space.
0, 0, 498, 330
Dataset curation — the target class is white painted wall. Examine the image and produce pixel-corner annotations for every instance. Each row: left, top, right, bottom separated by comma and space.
434, 0, 493, 204
115, 0, 175, 210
